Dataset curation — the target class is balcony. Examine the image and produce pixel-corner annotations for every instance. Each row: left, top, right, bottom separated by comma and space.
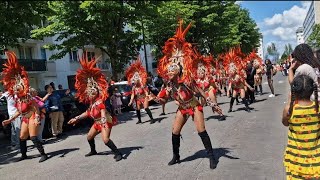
0, 59, 47, 72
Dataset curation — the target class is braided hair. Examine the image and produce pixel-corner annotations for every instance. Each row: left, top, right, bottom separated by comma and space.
288, 75, 318, 117
291, 43, 320, 69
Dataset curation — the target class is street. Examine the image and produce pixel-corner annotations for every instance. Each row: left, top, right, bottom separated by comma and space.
0, 74, 289, 180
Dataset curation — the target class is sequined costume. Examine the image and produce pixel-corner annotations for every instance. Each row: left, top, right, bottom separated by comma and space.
1, 51, 48, 162
126, 59, 155, 124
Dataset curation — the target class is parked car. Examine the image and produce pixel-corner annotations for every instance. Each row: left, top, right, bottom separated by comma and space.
112, 81, 132, 111
0, 98, 10, 138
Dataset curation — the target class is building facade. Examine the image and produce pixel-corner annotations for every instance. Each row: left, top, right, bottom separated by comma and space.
303, 1, 320, 42
296, 27, 305, 44
257, 37, 264, 59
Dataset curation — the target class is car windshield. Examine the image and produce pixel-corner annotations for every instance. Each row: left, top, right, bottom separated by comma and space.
114, 85, 131, 93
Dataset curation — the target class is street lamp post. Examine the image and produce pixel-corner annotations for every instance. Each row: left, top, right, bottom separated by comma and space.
141, 19, 149, 72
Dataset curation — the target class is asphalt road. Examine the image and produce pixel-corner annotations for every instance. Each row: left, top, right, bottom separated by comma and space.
0, 74, 289, 180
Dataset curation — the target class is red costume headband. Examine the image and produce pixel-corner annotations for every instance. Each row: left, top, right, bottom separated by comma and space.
75, 52, 108, 104
2, 51, 29, 97
125, 59, 147, 86
157, 19, 195, 83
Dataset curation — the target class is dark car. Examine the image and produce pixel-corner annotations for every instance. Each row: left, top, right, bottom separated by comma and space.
112, 81, 132, 111
0, 98, 10, 138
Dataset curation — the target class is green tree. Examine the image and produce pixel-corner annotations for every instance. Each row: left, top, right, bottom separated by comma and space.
308, 24, 320, 48
32, 1, 145, 78
280, 43, 293, 63
0, 1, 49, 49
266, 43, 279, 62
143, 1, 261, 58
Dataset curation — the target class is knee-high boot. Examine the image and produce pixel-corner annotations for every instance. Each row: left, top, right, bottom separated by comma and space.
198, 130, 218, 169
30, 136, 48, 163
19, 139, 28, 161
85, 139, 97, 157
259, 85, 263, 94
145, 108, 155, 124
105, 140, 123, 162
136, 110, 142, 124
242, 98, 251, 112
228, 97, 235, 112
168, 133, 180, 165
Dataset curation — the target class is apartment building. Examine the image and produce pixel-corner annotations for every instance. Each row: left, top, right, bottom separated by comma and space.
257, 37, 264, 59
296, 27, 305, 44
303, 1, 320, 42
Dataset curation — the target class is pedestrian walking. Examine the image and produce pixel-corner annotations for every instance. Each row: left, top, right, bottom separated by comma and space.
265, 59, 275, 98
282, 75, 320, 179
110, 87, 122, 115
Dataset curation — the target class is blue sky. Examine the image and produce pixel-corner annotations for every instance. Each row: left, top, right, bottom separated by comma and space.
238, 1, 311, 57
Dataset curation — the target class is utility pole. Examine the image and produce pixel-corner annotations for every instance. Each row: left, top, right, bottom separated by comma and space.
141, 19, 148, 72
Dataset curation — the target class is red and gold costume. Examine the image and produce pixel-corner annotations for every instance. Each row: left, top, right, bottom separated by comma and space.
75, 54, 115, 131
157, 20, 218, 169
157, 20, 204, 116
224, 47, 252, 112
125, 59, 155, 124
2, 51, 47, 162
71, 53, 122, 161
125, 60, 149, 107
246, 51, 264, 87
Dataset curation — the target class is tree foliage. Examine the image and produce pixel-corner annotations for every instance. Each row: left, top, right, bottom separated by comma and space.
308, 24, 320, 48
143, 1, 261, 59
0, 1, 49, 49
265, 42, 279, 63
32, 1, 146, 77
280, 43, 293, 62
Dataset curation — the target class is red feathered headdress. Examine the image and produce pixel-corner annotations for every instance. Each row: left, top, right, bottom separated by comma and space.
157, 19, 195, 83
75, 52, 108, 104
125, 58, 147, 86
224, 47, 245, 75
2, 51, 29, 97
246, 50, 263, 67
192, 49, 213, 78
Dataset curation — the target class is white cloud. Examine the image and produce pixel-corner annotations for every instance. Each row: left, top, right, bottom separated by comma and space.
301, 1, 311, 9
235, 1, 243, 5
260, 3, 309, 55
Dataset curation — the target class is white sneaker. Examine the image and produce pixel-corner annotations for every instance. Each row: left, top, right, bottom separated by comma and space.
268, 94, 275, 97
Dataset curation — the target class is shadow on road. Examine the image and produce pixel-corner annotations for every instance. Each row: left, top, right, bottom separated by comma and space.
180, 148, 239, 166
206, 115, 231, 121
48, 148, 80, 159
98, 146, 144, 160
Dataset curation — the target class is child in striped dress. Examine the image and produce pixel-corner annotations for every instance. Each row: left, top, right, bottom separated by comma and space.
282, 75, 320, 179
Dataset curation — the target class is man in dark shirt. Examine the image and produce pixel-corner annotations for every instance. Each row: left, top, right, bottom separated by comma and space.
246, 62, 256, 104
44, 84, 70, 137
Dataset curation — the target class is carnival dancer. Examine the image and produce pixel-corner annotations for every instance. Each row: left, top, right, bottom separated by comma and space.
246, 51, 264, 95
68, 54, 123, 161
225, 48, 254, 113
194, 52, 226, 121
156, 20, 219, 169
1, 51, 48, 162
126, 60, 155, 124
216, 55, 228, 96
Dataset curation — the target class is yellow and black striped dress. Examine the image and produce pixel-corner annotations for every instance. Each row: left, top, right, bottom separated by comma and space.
284, 102, 320, 179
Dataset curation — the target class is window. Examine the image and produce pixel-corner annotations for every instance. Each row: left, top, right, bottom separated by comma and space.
18, 47, 33, 59
40, 48, 47, 60
69, 50, 78, 62
87, 52, 95, 60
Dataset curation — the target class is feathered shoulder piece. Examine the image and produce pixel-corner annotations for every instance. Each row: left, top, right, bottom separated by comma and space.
125, 58, 147, 86
157, 19, 195, 83
223, 47, 245, 74
75, 52, 108, 104
2, 51, 29, 97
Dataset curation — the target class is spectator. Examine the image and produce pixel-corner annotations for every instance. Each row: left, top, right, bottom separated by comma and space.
58, 84, 63, 90
265, 59, 275, 97
111, 88, 122, 115
288, 43, 320, 101
50, 82, 56, 90
44, 84, 70, 138
282, 75, 320, 179
30, 88, 51, 143
0, 90, 21, 150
